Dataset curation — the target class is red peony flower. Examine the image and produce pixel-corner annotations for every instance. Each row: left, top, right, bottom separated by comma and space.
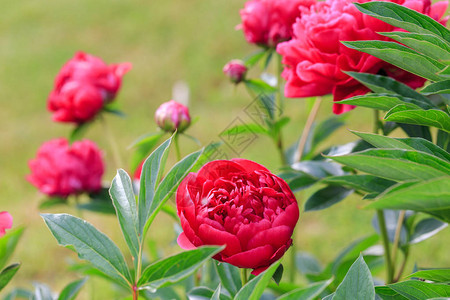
27, 138, 104, 197
277, 0, 449, 114
223, 60, 248, 84
239, 0, 316, 47
0, 212, 13, 237
48, 52, 131, 123
155, 100, 191, 133
176, 159, 299, 275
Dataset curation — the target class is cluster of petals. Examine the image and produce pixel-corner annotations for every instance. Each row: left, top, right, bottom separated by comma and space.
276, 0, 449, 114
47, 51, 131, 123
176, 159, 299, 274
239, 0, 316, 47
28, 138, 104, 197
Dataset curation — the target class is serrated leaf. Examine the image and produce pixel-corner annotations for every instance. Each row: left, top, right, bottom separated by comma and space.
138, 246, 223, 289
328, 149, 450, 181
0, 263, 20, 291
304, 186, 353, 211
57, 277, 88, 300
322, 175, 395, 193
138, 137, 172, 239
109, 169, 140, 266
343, 40, 445, 81
384, 109, 450, 133
41, 213, 132, 288
354, 2, 450, 40
366, 177, 450, 222
388, 280, 450, 300
405, 269, 450, 283
0, 227, 24, 270
333, 255, 375, 300
234, 261, 281, 300
276, 278, 333, 300
214, 262, 241, 297
409, 218, 448, 244
421, 80, 450, 95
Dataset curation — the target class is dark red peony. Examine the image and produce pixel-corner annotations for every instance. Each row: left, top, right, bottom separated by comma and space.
28, 138, 104, 197
0, 212, 13, 237
48, 52, 131, 123
239, 0, 316, 47
176, 159, 299, 274
277, 0, 449, 114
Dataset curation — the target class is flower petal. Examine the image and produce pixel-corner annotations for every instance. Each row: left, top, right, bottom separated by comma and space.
177, 232, 196, 250
198, 224, 242, 256
223, 245, 273, 269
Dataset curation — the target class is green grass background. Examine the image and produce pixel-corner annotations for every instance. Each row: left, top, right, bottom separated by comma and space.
1, 0, 448, 298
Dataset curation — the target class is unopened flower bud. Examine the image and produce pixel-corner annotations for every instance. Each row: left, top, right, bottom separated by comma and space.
223, 60, 247, 84
155, 100, 191, 133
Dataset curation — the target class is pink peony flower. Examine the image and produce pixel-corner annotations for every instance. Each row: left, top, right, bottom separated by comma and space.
28, 138, 104, 197
239, 0, 316, 47
277, 0, 449, 114
176, 159, 299, 275
223, 60, 248, 84
0, 212, 13, 237
155, 100, 191, 133
48, 52, 131, 123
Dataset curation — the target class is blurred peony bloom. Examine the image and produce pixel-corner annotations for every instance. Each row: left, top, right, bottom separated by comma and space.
0, 212, 13, 237
239, 0, 316, 47
155, 100, 191, 133
28, 138, 104, 198
176, 159, 299, 275
48, 51, 131, 123
223, 60, 248, 84
277, 0, 449, 114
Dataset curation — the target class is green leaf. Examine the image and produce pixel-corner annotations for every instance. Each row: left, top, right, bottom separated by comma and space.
69, 121, 92, 143
409, 218, 448, 244
345, 72, 433, 106
333, 255, 375, 300
380, 31, 450, 62
405, 269, 450, 283
305, 115, 345, 155
351, 131, 450, 161
321, 175, 395, 193
187, 286, 232, 300
214, 262, 242, 297
145, 146, 209, 233
0, 263, 20, 291
244, 49, 267, 68
109, 169, 140, 265
336, 94, 427, 111
211, 284, 222, 300
354, 2, 450, 40
33, 283, 53, 300
278, 170, 318, 192
384, 109, 450, 133
421, 80, 450, 95
328, 149, 450, 181
129, 132, 165, 172
277, 279, 333, 300
304, 186, 353, 211
398, 123, 432, 141
41, 213, 132, 288
0, 227, 24, 270
375, 286, 408, 300
4, 288, 33, 300
366, 177, 450, 222
388, 280, 450, 300
138, 246, 223, 289
272, 264, 284, 285
58, 277, 88, 300
235, 261, 281, 300
343, 40, 445, 81
138, 137, 172, 239
220, 123, 268, 137
39, 197, 67, 209
244, 78, 277, 94
295, 252, 322, 275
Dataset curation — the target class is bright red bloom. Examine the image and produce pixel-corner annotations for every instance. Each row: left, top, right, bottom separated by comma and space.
0, 212, 13, 237
277, 0, 449, 114
239, 0, 316, 47
155, 100, 191, 133
176, 159, 299, 275
48, 52, 131, 123
28, 138, 104, 197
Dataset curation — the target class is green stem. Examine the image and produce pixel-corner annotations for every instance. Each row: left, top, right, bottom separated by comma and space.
373, 110, 381, 134
101, 115, 124, 168
294, 97, 322, 163
391, 210, 406, 270
132, 285, 139, 300
289, 243, 296, 283
276, 53, 284, 114
394, 248, 409, 282
174, 133, 182, 161
240, 268, 248, 286
377, 210, 394, 283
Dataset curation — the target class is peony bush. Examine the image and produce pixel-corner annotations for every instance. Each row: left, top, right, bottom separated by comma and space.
2, 0, 449, 299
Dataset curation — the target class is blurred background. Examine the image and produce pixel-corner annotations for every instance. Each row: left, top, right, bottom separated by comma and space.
1, 0, 448, 298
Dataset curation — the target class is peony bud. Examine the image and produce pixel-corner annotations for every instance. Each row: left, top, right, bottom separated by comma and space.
223, 60, 248, 84
155, 100, 191, 133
